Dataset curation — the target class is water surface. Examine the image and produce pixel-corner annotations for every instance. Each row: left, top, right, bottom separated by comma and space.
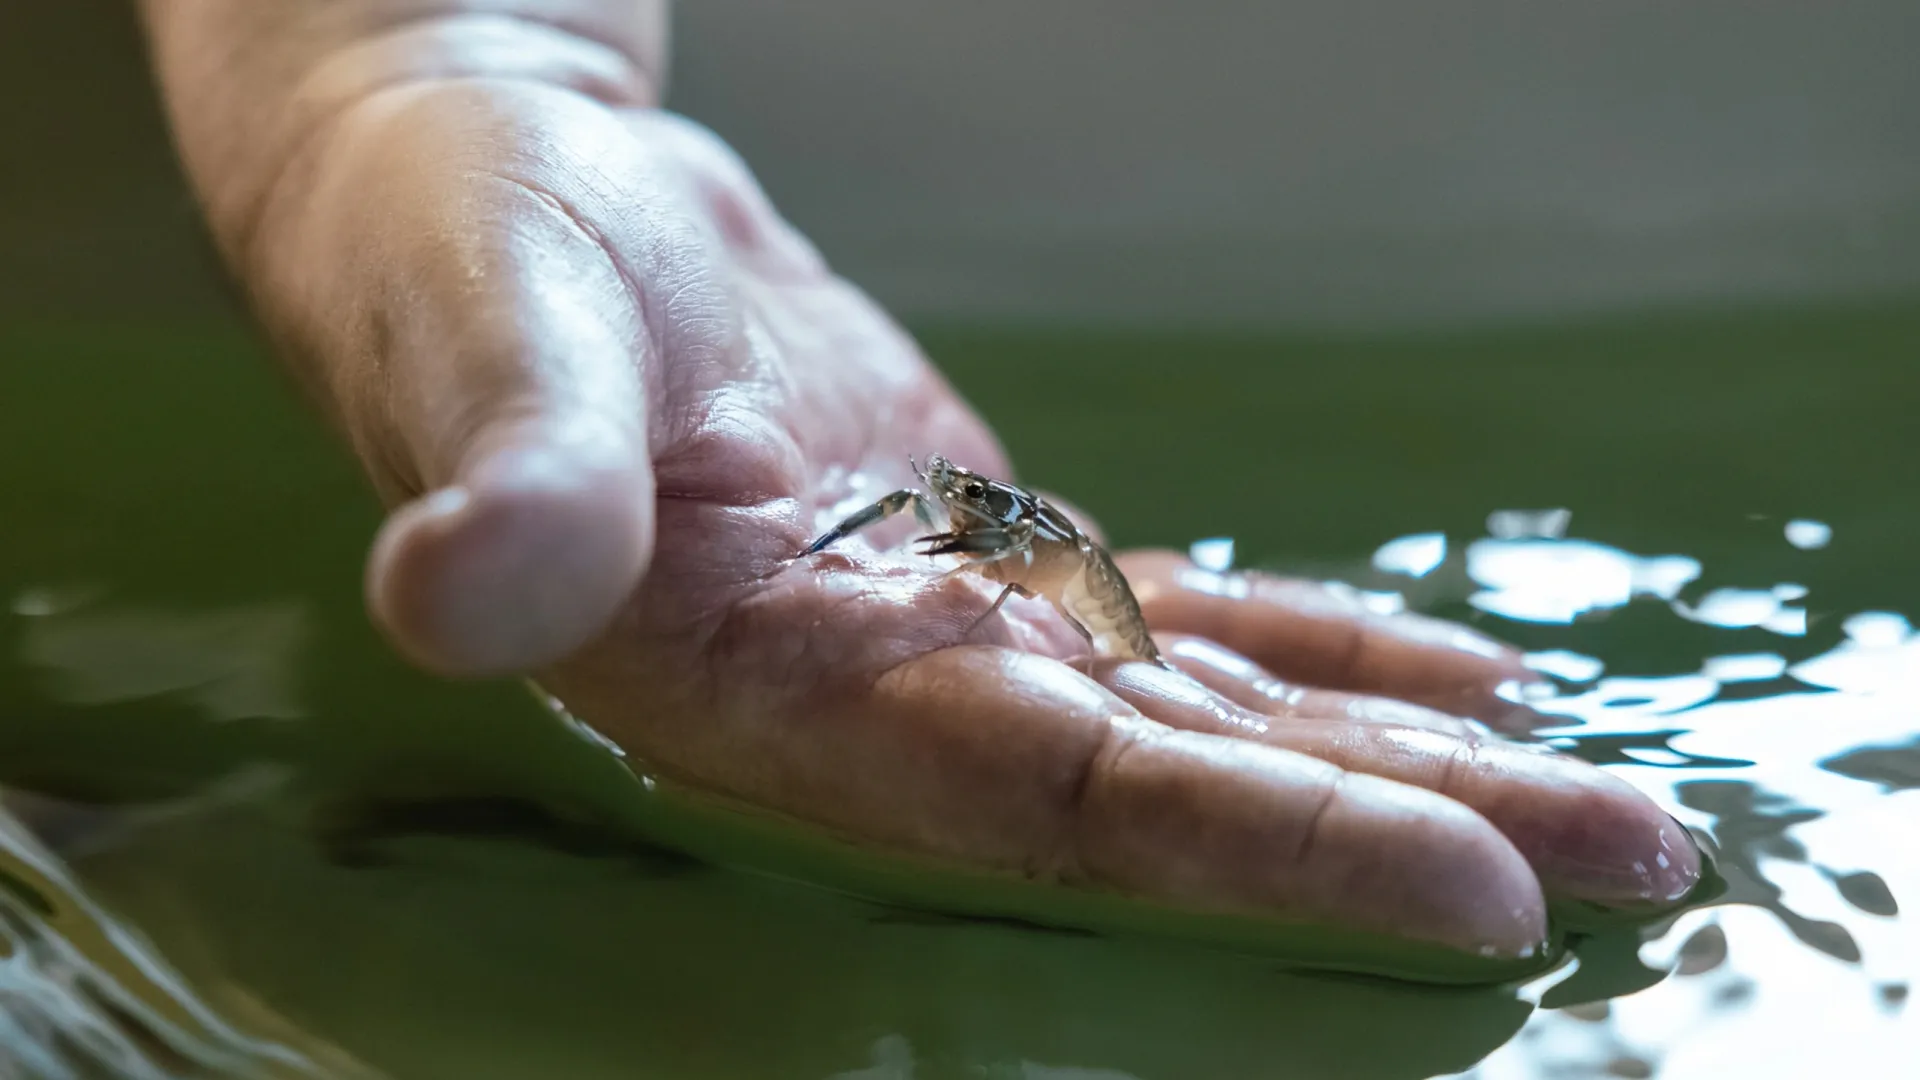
1, 301, 1915, 1077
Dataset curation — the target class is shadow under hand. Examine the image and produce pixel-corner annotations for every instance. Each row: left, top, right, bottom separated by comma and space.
61, 800, 1534, 1080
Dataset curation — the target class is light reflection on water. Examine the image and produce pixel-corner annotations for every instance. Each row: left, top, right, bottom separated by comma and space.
2, 507, 1916, 1079
0, 803, 342, 1079
1343, 511, 1916, 1079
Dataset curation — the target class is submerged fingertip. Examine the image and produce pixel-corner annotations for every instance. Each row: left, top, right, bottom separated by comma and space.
1654, 813, 1706, 901
1492, 750, 1706, 906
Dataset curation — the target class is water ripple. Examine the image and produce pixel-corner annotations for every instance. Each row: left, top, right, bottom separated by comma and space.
1382, 514, 1918, 1080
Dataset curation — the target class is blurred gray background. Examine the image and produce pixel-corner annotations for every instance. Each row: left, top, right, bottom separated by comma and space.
6, 0, 1918, 329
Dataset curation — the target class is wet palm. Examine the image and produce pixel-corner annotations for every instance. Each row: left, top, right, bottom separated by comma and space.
188, 68, 1697, 960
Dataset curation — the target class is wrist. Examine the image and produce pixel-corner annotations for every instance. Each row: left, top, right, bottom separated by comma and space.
134, 2, 667, 271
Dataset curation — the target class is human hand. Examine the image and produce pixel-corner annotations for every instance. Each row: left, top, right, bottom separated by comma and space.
145, 10, 1699, 961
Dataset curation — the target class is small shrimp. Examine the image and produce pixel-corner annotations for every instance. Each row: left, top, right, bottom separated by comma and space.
801, 454, 1166, 670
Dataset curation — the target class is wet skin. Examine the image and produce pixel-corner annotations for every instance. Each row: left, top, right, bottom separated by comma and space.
136, 1, 1699, 958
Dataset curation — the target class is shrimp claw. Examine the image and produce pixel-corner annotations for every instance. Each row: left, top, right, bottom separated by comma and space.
913, 520, 1035, 558
802, 487, 943, 556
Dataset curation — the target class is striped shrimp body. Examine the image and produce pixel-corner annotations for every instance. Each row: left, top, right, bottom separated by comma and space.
800, 454, 1164, 669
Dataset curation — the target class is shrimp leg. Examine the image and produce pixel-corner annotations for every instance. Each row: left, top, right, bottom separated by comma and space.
964, 582, 1039, 638
926, 526, 1101, 673
1053, 607, 1100, 675
917, 525, 1089, 668
913, 520, 1036, 559
802, 488, 944, 556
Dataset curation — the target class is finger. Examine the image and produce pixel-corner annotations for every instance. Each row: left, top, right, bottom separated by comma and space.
1099, 661, 1701, 907
365, 406, 654, 678
709, 647, 1548, 958
1157, 633, 1485, 738
309, 85, 687, 676
1116, 550, 1548, 729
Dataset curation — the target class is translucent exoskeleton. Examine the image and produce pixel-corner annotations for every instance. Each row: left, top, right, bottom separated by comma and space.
801, 454, 1164, 670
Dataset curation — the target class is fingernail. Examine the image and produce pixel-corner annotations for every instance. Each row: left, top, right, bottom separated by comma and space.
1649, 812, 1705, 902
1523, 765, 1704, 905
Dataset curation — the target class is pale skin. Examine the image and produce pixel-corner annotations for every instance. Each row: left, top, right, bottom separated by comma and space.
135, 1, 1699, 958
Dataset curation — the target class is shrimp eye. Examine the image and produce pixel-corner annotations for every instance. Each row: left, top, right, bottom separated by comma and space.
963, 482, 986, 499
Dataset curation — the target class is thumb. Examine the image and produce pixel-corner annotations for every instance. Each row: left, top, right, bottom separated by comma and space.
245, 81, 690, 677
367, 401, 655, 678
337, 99, 667, 678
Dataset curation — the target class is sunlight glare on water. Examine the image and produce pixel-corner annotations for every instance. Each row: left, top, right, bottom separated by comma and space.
1462, 534, 1702, 625
1785, 519, 1834, 551
6, 504, 1917, 1079
1340, 514, 1920, 1079
1186, 537, 1237, 573
0, 809, 333, 1079
1370, 532, 1447, 578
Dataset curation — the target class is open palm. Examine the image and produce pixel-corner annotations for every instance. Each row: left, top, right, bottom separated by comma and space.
210, 65, 1696, 961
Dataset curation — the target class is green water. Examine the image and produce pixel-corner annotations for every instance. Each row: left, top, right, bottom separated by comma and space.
1, 300, 1916, 1077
